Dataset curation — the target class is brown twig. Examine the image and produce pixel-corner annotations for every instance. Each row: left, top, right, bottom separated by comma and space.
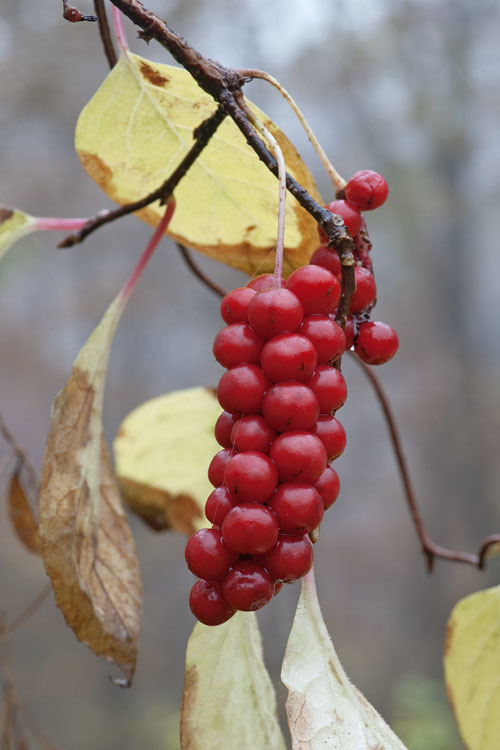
0, 413, 38, 498
59, 106, 227, 247
176, 245, 227, 298
351, 353, 500, 571
94, 0, 117, 67
0, 584, 52, 640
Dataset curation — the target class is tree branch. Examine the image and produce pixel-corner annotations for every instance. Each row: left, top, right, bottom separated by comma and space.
0, 414, 38, 497
94, 0, 117, 67
351, 353, 499, 571
176, 245, 227, 298
59, 105, 227, 247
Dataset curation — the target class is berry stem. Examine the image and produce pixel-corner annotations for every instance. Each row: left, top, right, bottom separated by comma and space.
235, 92, 286, 288
236, 68, 347, 196
112, 5, 129, 53
33, 217, 90, 232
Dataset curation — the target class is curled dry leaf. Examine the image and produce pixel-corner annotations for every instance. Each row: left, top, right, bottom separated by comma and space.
8, 471, 41, 555
444, 586, 500, 750
0, 206, 35, 261
113, 387, 219, 535
38, 294, 142, 684
75, 52, 322, 276
282, 570, 407, 750
181, 611, 286, 750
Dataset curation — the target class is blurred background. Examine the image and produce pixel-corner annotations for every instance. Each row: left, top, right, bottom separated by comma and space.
1, 0, 500, 747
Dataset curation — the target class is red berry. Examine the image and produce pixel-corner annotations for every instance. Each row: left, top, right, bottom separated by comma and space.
217, 364, 271, 414
313, 415, 346, 460
314, 466, 340, 509
247, 288, 303, 339
355, 321, 399, 365
262, 382, 319, 433
257, 534, 313, 583
189, 579, 236, 626
318, 199, 362, 241
309, 244, 341, 278
268, 482, 324, 534
185, 528, 239, 581
345, 169, 388, 211
286, 265, 340, 315
222, 560, 275, 611
213, 322, 266, 369
260, 333, 317, 383
247, 274, 282, 291
349, 268, 376, 313
230, 415, 276, 454
208, 448, 235, 487
220, 287, 256, 324
270, 431, 327, 483
224, 451, 278, 503
299, 315, 346, 363
222, 503, 279, 555
205, 486, 238, 525
214, 411, 238, 448
306, 365, 347, 413
344, 316, 357, 349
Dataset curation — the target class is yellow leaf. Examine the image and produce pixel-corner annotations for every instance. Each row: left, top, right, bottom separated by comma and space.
444, 586, 500, 750
113, 387, 219, 535
0, 206, 35, 260
75, 53, 322, 276
7, 471, 41, 555
38, 292, 142, 684
282, 572, 408, 749
181, 612, 286, 750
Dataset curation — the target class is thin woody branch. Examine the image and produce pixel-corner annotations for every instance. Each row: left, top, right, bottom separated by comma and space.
59, 106, 227, 247
351, 353, 499, 571
94, 0, 117, 67
176, 245, 227, 299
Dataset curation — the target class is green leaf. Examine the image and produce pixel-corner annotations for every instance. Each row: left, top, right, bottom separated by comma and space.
75, 52, 322, 276
181, 612, 286, 750
0, 206, 35, 260
444, 586, 500, 750
39, 290, 142, 684
282, 572, 407, 749
113, 387, 219, 534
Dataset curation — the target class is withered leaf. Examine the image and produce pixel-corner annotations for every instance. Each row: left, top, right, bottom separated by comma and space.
8, 471, 41, 555
38, 294, 142, 684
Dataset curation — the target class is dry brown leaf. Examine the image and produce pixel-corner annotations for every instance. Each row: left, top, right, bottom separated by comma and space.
7, 472, 41, 555
39, 294, 142, 684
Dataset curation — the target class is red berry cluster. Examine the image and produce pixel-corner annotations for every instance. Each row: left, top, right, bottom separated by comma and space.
314, 169, 398, 364
185, 169, 398, 626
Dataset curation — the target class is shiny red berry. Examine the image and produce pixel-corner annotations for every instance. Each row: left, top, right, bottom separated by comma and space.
262, 382, 320, 433
349, 268, 376, 313
222, 561, 275, 611
299, 315, 346, 363
222, 503, 279, 555
313, 415, 346, 460
213, 322, 266, 368
314, 466, 340, 509
260, 333, 317, 383
344, 316, 357, 349
268, 482, 324, 534
247, 274, 282, 291
355, 321, 399, 365
345, 169, 388, 211
224, 451, 278, 503
214, 411, 239, 448
257, 534, 313, 582
230, 415, 276, 454
189, 579, 236, 625
247, 288, 303, 338
309, 244, 341, 278
318, 199, 362, 240
270, 431, 327, 483
217, 364, 271, 414
185, 528, 239, 581
306, 365, 347, 413
220, 287, 256, 323
286, 265, 340, 315
208, 448, 235, 487
205, 486, 238, 525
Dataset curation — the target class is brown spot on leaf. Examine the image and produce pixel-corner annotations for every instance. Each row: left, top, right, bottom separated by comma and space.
139, 61, 169, 87
8, 471, 41, 555
119, 476, 202, 535
0, 209, 14, 224
180, 665, 199, 749
78, 152, 114, 191
444, 621, 454, 657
